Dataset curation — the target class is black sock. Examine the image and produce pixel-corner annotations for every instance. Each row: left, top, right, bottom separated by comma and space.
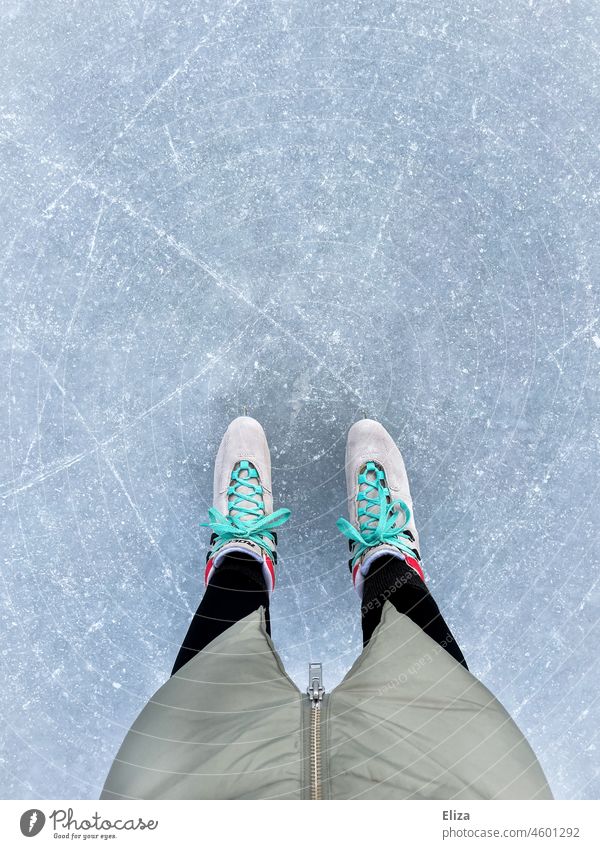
361, 555, 468, 669
171, 552, 270, 676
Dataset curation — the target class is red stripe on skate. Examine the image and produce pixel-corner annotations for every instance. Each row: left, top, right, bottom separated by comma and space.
264, 556, 276, 591
405, 555, 425, 582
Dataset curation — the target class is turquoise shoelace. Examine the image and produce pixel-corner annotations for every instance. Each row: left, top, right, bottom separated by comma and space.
337, 461, 415, 568
201, 460, 290, 558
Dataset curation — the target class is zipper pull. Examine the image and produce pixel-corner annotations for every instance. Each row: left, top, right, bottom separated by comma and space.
307, 662, 325, 704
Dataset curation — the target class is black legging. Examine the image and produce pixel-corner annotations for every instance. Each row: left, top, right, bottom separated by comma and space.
360, 555, 468, 668
171, 552, 467, 676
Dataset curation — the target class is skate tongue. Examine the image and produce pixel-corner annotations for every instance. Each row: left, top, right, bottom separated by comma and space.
213, 538, 264, 568
360, 544, 406, 577
228, 463, 262, 523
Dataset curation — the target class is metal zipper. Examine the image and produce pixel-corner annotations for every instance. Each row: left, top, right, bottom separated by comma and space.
307, 662, 325, 800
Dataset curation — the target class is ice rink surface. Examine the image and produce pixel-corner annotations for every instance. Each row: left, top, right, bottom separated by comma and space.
1, 0, 598, 799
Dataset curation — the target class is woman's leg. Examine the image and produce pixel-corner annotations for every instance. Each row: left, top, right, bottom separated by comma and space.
171, 551, 270, 675
360, 555, 468, 668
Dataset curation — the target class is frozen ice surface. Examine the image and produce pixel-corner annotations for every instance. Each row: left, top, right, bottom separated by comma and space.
1, 0, 598, 800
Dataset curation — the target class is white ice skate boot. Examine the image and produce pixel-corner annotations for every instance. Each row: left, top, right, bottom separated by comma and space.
202, 416, 290, 593
337, 418, 425, 597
